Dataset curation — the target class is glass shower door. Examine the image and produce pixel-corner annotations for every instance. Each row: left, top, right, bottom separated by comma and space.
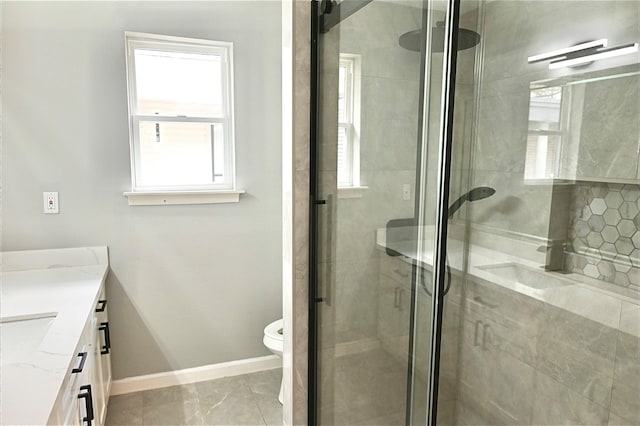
434, 0, 640, 424
310, 0, 459, 424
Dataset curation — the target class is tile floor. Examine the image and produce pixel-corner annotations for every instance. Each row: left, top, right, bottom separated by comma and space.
330, 348, 406, 425
105, 368, 283, 426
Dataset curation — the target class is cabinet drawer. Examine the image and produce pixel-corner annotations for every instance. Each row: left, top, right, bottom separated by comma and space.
379, 255, 412, 286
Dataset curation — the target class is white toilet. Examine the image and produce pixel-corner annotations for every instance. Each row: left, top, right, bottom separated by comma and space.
263, 318, 284, 404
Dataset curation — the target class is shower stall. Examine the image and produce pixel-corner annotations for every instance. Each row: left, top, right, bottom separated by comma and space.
309, 0, 640, 424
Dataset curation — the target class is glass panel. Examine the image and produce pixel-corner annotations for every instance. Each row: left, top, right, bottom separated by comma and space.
134, 49, 224, 117
314, 1, 450, 424
138, 121, 224, 187
435, 1, 640, 425
337, 125, 350, 186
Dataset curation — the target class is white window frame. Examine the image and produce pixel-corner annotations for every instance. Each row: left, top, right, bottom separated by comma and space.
525, 85, 566, 182
123, 32, 242, 205
338, 54, 365, 198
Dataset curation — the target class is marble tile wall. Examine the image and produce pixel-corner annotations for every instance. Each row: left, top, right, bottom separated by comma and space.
464, 0, 639, 240
571, 75, 640, 181
454, 276, 640, 425
289, 1, 311, 424
566, 183, 640, 292
332, 1, 421, 346
314, 2, 423, 424
452, 0, 640, 424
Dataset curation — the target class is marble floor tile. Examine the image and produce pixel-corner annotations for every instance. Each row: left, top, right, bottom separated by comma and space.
143, 400, 203, 426
199, 391, 264, 425
105, 392, 144, 426
105, 407, 144, 426
143, 383, 199, 407
196, 375, 251, 401
332, 348, 407, 425
254, 392, 284, 426
245, 369, 281, 397
106, 368, 283, 426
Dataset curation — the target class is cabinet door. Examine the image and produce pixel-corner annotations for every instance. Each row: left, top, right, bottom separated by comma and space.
59, 356, 83, 426
97, 294, 112, 397
62, 342, 89, 426
88, 315, 105, 426
378, 255, 412, 362
93, 287, 111, 425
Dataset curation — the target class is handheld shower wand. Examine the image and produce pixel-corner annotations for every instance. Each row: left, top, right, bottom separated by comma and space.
418, 186, 496, 296
447, 186, 496, 219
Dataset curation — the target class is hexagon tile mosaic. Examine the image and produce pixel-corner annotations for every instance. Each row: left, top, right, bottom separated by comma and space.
567, 183, 640, 292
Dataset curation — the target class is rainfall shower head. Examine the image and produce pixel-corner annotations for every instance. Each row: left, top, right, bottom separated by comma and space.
399, 21, 480, 53
448, 186, 496, 218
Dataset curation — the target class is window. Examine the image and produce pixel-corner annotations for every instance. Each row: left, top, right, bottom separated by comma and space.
525, 86, 564, 180
124, 32, 240, 204
337, 54, 363, 194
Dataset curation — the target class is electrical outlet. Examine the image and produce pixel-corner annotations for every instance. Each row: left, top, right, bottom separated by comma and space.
402, 184, 411, 201
43, 192, 59, 214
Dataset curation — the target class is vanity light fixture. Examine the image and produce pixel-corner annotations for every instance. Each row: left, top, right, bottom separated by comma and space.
528, 39, 608, 63
528, 39, 639, 69
549, 43, 638, 69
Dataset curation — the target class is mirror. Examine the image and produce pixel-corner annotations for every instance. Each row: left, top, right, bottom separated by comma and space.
525, 64, 640, 183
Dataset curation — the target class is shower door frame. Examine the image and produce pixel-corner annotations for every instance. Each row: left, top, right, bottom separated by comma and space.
308, 0, 464, 423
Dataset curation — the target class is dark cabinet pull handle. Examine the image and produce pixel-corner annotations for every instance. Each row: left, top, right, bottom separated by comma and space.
72, 352, 88, 373
394, 268, 409, 278
95, 299, 107, 312
474, 320, 483, 347
78, 384, 94, 426
482, 324, 491, 350
99, 322, 111, 355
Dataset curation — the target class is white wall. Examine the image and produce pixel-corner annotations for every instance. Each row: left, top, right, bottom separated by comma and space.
2, 1, 282, 379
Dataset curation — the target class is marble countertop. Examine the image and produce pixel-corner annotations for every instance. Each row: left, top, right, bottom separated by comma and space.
0, 247, 109, 425
376, 228, 639, 338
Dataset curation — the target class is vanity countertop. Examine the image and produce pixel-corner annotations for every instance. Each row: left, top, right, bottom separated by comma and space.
0, 247, 109, 425
376, 228, 639, 338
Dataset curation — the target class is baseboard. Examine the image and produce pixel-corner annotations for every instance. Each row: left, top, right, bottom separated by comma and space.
110, 355, 280, 395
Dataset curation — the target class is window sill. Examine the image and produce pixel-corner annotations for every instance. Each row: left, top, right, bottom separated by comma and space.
338, 186, 368, 199
124, 190, 245, 206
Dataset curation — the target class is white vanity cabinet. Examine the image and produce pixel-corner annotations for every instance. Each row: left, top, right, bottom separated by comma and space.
92, 286, 112, 425
50, 323, 94, 425
48, 284, 111, 426
0, 247, 111, 425
378, 254, 413, 363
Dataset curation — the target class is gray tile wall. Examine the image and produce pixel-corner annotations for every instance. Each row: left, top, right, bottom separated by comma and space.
455, 276, 640, 425
451, 0, 640, 424
566, 183, 640, 293
334, 1, 421, 346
